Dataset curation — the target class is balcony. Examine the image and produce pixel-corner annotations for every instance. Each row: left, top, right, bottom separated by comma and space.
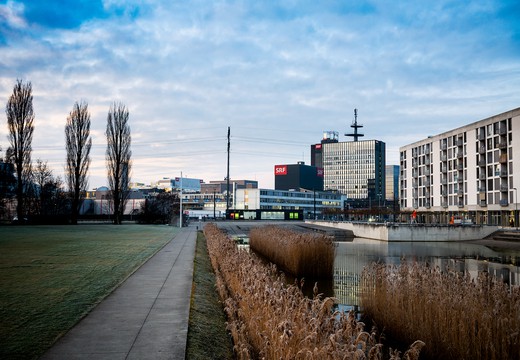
457, 189, 464, 196
424, 179, 431, 187
425, 158, 431, 166
500, 171, 508, 178
412, 161, 418, 168
441, 178, 448, 185
441, 189, 447, 196
425, 201, 431, 209
456, 138, 464, 146
412, 170, 418, 178
479, 146, 486, 154
457, 163, 464, 170
441, 143, 447, 150
478, 186, 486, 192
500, 199, 509, 206
442, 201, 448, 208
478, 159, 486, 167
499, 126, 507, 135
500, 184, 509, 192
441, 155, 447, 162
458, 175, 464, 183
441, 166, 447, 173
499, 154, 508, 163
458, 201, 464, 208
479, 200, 487, 207
457, 152, 464, 159
479, 173, 486, 180
499, 142, 508, 149
424, 168, 431, 176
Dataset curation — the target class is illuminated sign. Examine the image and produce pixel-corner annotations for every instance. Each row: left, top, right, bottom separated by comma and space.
317, 168, 324, 177
274, 165, 287, 175
315, 144, 322, 149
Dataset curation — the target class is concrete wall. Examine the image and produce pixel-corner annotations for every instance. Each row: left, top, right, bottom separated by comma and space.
306, 220, 499, 241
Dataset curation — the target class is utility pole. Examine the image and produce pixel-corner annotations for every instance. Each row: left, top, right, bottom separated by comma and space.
226, 126, 230, 213
213, 189, 216, 219
179, 172, 183, 228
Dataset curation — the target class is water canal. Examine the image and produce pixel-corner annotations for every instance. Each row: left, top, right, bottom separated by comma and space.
214, 221, 520, 309
332, 238, 520, 311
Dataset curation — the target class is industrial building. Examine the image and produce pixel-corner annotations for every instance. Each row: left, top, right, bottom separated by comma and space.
399, 107, 520, 226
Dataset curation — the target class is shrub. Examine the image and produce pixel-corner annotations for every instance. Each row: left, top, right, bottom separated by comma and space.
249, 225, 334, 279
204, 223, 424, 359
361, 262, 520, 360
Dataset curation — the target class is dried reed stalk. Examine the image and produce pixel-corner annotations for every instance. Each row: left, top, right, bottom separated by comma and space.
249, 225, 334, 278
204, 223, 423, 360
361, 262, 520, 360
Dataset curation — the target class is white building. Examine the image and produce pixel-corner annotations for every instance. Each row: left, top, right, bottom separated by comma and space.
233, 188, 345, 219
399, 107, 520, 226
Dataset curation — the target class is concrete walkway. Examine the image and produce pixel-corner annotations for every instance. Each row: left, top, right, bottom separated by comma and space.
41, 225, 197, 360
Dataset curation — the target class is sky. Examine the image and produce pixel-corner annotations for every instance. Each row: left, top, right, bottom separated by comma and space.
1, 0, 519, 190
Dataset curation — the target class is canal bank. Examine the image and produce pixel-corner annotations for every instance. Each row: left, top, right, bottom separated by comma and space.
307, 220, 500, 241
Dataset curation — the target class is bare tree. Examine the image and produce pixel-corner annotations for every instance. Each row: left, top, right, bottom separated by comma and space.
6, 79, 34, 220
65, 101, 92, 224
106, 102, 131, 225
33, 159, 53, 216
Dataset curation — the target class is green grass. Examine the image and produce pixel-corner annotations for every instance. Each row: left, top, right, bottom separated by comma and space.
0, 224, 178, 360
186, 231, 234, 360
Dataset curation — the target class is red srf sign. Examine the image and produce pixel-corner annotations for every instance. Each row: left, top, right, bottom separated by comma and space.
274, 165, 287, 175
317, 168, 324, 177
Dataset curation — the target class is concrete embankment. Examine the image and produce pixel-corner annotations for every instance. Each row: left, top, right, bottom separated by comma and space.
306, 220, 499, 241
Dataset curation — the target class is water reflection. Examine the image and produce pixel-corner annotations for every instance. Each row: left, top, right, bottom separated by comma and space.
333, 238, 520, 308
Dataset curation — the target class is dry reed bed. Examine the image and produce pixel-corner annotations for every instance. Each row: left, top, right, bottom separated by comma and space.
249, 226, 335, 278
204, 223, 424, 359
361, 262, 520, 360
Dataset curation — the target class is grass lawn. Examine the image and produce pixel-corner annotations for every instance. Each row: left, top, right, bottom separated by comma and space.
0, 224, 178, 360
186, 231, 234, 359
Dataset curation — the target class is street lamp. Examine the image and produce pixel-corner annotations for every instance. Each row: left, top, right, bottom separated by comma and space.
514, 187, 518, 230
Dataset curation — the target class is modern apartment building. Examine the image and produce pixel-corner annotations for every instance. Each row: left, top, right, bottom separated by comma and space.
399, 107, 520, 226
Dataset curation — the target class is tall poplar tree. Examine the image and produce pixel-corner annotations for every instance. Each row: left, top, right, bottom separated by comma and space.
6, 79, 34, 220
65, 101, 92, 224
106, 102, 131, 225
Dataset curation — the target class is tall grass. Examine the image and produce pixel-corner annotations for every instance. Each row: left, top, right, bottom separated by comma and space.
361, 262, 520, 360
249, 225, 334, 278
204, 223, 424, 359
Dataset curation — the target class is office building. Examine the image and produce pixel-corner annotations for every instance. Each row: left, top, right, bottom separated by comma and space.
322, 140, 386, 201
399, 107, 520, 226
233, 188, 344, 219
385, 165, 399, 201
274, 162, 323, 191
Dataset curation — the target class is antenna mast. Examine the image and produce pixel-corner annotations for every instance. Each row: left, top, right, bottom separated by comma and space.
345, 108, 364, 141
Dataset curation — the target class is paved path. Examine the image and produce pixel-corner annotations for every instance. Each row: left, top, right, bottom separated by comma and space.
41, 225, 197, 360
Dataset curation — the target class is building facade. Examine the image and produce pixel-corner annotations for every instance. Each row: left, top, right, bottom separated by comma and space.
274, 162, 323, 191
311, 131, 339, 168
233, 188, 344, 219
385, 165, 399, 201
399, 107, 520, 226
322, 140, 386, 201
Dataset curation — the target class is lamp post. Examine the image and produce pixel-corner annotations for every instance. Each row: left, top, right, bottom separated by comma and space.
514, 187, 518, 230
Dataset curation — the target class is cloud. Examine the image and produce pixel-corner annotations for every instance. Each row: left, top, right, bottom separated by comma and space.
1, 0, 519, 190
